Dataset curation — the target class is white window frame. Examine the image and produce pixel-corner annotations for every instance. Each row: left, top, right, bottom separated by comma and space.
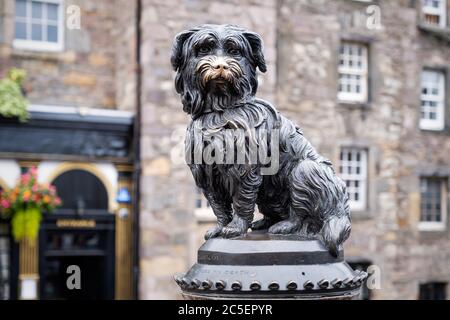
420, 69, 446, 131
418, 178, 447, 231
338, 42, 369, 103
194, 188, 215, 222
13, 0, 64, 52
339, 148, 368, 212
422, 0, 447, 28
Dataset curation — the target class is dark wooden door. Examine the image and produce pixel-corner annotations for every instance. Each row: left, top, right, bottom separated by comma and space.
39, 169, 115, 299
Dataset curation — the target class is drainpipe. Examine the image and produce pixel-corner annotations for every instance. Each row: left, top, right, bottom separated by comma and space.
132, 0, 142, 300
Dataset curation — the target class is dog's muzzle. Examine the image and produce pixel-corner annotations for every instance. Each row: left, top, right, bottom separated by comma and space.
196, 56, 243, 87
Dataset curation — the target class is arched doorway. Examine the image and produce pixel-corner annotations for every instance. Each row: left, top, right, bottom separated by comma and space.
52, 169, 109, 214
39, 169, 115, 299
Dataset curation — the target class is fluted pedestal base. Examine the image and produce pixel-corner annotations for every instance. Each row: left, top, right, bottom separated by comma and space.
175, 232, 366, 300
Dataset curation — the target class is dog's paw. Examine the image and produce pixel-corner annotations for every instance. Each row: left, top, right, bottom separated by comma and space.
251, 217, 274, 231
268, 220, 299, 235
221, 216, 250, 238
204, 225, 223, 240
221, 226, 247, 238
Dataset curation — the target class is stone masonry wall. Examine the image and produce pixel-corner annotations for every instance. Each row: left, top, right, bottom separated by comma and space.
114, 0, 137, 112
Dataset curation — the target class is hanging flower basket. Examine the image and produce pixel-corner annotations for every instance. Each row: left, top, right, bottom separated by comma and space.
0, 167, 61, 242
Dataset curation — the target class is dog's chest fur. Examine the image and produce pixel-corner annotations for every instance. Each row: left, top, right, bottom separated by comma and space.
194, 99, 275, 132
186, 99, 278, 166
185, 99, 281, 193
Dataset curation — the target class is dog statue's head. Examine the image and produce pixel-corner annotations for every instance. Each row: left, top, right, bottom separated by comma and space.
171, 24, 267, 118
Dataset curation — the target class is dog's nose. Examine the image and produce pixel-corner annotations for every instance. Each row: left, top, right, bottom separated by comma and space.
212, 62, 229, 70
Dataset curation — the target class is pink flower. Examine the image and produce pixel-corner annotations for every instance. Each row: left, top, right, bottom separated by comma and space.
21, 173, 30, 184
32, 184, 39, 192
1, 199, 10, 209
30, 166, 38, 176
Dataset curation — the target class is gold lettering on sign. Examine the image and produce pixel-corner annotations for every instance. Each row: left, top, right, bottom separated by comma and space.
56, 219, 96, 228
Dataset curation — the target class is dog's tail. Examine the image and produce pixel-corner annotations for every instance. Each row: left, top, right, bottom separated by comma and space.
321, 214, 351, 257
289, 159, 351, 257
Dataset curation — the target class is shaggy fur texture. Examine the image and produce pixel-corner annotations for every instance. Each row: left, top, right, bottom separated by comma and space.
171, 24, 351, 256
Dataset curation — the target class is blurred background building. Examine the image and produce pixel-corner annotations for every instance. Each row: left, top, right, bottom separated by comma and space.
0, 0, 449, 300
0, 0, 137, 299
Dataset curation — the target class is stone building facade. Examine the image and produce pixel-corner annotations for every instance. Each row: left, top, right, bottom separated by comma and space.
139, 0, 450, 300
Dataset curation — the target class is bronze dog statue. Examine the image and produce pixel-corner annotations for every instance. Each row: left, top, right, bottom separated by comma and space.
171, 24, 351, 256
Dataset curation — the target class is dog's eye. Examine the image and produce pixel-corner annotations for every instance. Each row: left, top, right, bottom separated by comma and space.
227, 48, 241, 56
198, 46, 211, 54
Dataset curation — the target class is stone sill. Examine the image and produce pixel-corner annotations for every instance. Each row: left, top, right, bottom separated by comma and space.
418, 23, 450, 42
350, 211, 373, 220
337, 101, 371, 110
194, 209, 216, 224
418, 229, 448, 238
350, 0, 379, 5
420, 128, 450, 136
418, 222, 447, 232
11, 48, 62, 61
418, 229, 447, 233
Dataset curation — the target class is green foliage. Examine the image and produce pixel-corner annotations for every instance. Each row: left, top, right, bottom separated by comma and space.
11, 207, 42, 242
0, 68, 29, 122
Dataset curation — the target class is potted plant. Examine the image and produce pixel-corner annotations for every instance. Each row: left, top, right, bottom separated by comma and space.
0, 167, 61, 242
0, 68, 29, 122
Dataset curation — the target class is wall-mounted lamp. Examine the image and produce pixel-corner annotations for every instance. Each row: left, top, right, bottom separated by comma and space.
116, 187, 131, 204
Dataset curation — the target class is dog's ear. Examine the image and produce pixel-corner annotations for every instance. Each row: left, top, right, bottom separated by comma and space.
171, 28, 196, 71
243, 31, 267, 73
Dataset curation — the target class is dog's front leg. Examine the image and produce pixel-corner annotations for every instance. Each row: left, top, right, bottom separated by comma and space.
222, 169, 262, 238
203, 190, 232, 240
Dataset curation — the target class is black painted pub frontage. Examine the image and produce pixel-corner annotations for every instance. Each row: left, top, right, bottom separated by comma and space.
0, 108, 136, 299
